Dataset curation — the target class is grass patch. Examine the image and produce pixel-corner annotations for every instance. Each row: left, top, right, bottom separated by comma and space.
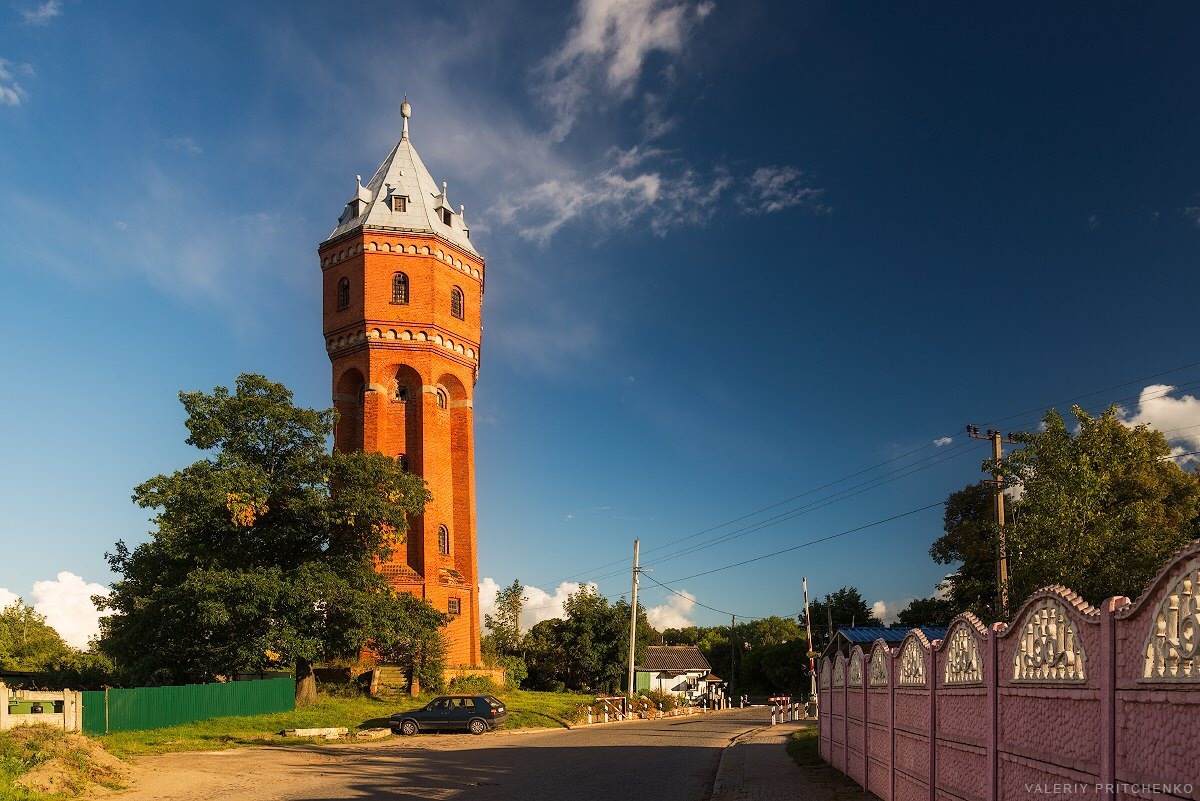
786, 725, 821, 767
1, 725, 128, 800
99, 689, 593, 757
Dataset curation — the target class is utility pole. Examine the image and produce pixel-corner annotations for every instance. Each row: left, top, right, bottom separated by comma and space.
966, 425, 1018, 619
627, 538, 641, 696
803, 577, 816, 705
730, 615, 736, 700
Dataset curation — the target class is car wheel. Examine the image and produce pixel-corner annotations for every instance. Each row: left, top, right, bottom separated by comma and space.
400, 720, 419, 736
468, 718, 487, 735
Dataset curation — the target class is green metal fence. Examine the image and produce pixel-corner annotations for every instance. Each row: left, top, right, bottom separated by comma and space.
80, 678, 295, 735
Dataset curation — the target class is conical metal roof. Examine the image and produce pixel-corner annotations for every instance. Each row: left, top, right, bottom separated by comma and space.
325, 110, 478, 257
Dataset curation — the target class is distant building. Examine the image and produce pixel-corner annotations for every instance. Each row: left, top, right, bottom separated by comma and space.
821, 626, 949, 659
634, 646, 722, 702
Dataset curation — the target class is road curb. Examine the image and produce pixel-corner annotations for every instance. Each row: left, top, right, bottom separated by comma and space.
709, 720, 814, 801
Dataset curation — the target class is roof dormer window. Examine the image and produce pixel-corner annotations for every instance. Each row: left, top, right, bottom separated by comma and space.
441, 208, 453, 226
392, 195, 408, 213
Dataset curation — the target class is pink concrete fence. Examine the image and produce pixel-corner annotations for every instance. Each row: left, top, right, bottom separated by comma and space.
818, 540, 1200, 801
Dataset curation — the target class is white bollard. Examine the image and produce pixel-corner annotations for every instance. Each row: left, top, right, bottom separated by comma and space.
587, 707, 593, 725
604, 708, 609, 723
770, 704, 777, 725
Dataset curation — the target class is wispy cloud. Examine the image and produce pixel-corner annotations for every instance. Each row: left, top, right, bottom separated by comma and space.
932, 436, 954, 447
166, 135, 203, 156
19, 0, 61, 25
535, 0, 710, 141
737, 166, 828, 214
0, 58, 31, 106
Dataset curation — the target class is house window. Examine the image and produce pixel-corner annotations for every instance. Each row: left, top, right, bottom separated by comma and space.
448, 598, 461, 615
392, 195, 407, 213
336, 278, 349, 310
436, 389, 448, 409
397, 453, 408, 471
392, 272, 409, 304
441, 208, 453, 226
438, 525, 450, 555
450, 287, 464, 319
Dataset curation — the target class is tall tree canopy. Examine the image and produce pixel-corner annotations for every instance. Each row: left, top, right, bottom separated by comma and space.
98, 374, 443, 702
932, 406, 1200, 618
523, 585, 653, 694
799, 587, 880, 651
0, 602, 70, 672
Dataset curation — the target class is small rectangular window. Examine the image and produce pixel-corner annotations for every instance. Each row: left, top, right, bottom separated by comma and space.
448, 598, 461, 615
393, 196, 407, 213
442, 208, 453, 226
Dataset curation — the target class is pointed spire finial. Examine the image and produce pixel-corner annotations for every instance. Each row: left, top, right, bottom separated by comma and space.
400, 95, 411, 140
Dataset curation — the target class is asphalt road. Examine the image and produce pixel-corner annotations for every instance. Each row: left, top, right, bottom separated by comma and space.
110, 708, 771, 801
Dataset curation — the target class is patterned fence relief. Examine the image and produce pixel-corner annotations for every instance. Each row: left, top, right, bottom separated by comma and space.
818, 540, 1200, 801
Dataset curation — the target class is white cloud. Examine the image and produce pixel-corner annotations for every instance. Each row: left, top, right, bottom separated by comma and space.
646, 589, 696, 629
871, 600, 893, 625
0, 58, 31, 107
737, 166, 827, 214
19, 0, 61, 25
535, 0, 709, 141
932, 436, 954, 447
479, 578, 597, 633
1120, 384, 1200, 465
0, 587, 19, 609
29, 572, 108, 649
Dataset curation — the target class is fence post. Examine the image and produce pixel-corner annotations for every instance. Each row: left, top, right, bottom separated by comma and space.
987, 623, 1000, 801
928, 643, 936, 801
1099, 595, 1126, 795
0, 681, 8, 731
888, 649, 896, 801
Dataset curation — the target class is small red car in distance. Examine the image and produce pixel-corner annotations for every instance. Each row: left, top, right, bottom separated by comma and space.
390, 694, 507, 735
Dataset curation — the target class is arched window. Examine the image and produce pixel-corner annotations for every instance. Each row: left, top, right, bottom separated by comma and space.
395, 384, 408, 402
438, 525, 450, 555
450, 286, 464, 319
336, 277, 350, 310
392, 272, 409, 304
397, 453, 408, 471
436, 388, 448, 409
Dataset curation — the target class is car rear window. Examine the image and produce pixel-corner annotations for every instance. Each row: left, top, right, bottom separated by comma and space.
484, 696, 503, 708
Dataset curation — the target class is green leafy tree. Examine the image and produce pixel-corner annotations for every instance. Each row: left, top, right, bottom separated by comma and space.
930, 481, 1011, 620
98, 374, 442, 704
800, 587, 880, 651
0, 602, 70, 672
894, 595, 958, 628
522, 585, 653, 693
483, 579, 525, 657
932, 406, 1200, 617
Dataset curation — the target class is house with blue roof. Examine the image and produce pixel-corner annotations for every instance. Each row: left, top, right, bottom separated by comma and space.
820, 626, 949, 659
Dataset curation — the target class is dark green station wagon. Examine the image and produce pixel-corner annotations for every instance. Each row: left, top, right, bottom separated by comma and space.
389, 694, 508, 735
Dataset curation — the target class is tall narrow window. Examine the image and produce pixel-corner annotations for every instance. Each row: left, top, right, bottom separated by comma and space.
448, 598, 461, 615
336, 277, 350, 310
392, 272, 409, 304
436, 388, 448, 409
450, 286, 464, 319
438, 525, 450, 555
397, 453, 408, 471
441, 208, 453, 226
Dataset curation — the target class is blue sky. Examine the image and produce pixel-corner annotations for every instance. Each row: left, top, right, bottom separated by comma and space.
3, 1, 1200, 646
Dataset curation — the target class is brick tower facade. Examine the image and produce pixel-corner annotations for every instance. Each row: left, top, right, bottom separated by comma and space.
319, 101, 482, 667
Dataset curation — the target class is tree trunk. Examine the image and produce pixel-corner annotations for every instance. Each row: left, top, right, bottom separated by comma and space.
295, 658, 317, 706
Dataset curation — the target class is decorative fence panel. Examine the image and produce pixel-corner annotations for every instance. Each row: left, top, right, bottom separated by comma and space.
819, 540, 1200, 801
81, 677, 295, 734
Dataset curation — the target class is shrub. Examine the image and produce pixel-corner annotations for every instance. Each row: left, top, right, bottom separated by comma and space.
447, 674, 499, 694
499, 656, 527, 689
635, 689, 679, 714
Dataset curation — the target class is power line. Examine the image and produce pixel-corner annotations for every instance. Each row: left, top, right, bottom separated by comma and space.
520, 365, 1200, 599
655, 500, 947, 584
